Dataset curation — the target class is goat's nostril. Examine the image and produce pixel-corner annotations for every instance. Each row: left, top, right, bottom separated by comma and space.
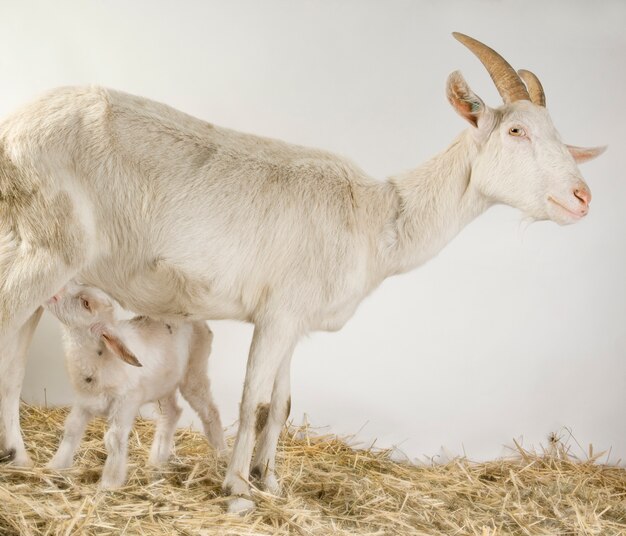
574, 188, 591, 206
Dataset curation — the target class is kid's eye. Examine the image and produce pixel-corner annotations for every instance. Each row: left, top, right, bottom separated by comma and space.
509, 126, 526, 137
81, 297, 91, 311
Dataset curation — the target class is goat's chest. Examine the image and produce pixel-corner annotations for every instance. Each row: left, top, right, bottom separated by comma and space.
310, 264, 380, 332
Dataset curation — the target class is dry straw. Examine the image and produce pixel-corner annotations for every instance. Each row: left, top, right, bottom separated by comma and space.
0, 404, 624, 535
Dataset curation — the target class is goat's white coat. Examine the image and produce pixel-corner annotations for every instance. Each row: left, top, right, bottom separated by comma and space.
44, 284, 224, 488
0, 35, 604, 509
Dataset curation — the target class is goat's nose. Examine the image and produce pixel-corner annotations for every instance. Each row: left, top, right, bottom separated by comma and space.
574, 186, 591, 205
49, 287, 66, 303
574, 186, 591, 208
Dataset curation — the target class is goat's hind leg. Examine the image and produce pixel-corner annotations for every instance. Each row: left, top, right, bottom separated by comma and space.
179, 323, 226, 452
0, 218, 88, 465
148, 393, 182, 466
0, 307, 43, 466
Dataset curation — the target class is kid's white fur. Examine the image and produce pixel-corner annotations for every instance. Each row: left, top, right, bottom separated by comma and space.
44, 282, 225, 489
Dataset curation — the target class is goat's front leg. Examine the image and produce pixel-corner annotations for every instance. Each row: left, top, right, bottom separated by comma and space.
250, 354, 292, 494
100, 399, 140, 489
0, 307, 43, 466
148, 393, 182, 466
47, 404, 91, 470
223, 321, 299, 513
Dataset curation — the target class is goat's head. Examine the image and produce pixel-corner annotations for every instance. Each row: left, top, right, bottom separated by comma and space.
45, 281, 141, 367
46, 280, 116, 328
448, 32, 605, 225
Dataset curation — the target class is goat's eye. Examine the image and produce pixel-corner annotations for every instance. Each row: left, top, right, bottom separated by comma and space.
81, 298, 91, 311
508, 126, 526, 137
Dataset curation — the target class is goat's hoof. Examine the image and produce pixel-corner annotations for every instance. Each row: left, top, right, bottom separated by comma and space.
99, 476, 125, 490
263, 473, 280, 496
212, 440, 228, 457
227, 496, 255, 514
215, 447, 229, 460
9, 450, 33, 467
99, 482, 121, 491
147, 455, 168, 467
46, 460, 71, 471
0, 448, 16, 464
250, 466, 280, 495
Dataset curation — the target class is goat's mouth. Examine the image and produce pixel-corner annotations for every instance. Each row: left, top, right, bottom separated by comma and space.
547, 196, 587, 223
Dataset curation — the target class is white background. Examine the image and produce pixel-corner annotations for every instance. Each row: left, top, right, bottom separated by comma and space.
1, 0, 624, 463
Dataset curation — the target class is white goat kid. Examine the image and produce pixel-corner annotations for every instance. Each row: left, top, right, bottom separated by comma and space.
44, 281, 225, 489
0, 33, 604, 511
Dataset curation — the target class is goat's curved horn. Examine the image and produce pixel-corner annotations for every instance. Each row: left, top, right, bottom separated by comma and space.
518, 69, 546, 107
452, 32, 530, 104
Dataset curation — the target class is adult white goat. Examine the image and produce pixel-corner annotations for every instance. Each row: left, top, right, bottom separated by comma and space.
0, 33, 604, 511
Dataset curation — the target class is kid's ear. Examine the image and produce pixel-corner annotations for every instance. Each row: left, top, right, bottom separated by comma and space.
566, 145, 607, 164
101, 332, 142, 367
446, 70, 489, 128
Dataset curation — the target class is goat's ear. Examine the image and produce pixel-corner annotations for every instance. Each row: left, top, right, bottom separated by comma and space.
446, 71, 487, 128
566, 145, 606, 164
101, 332, 142, 367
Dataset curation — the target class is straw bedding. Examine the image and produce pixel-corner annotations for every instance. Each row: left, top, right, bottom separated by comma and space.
0, 404, 624, 535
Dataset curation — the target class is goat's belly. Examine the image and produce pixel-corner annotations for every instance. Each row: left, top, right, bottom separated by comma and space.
75, 393, 111, 416
111, 285, 246, 322
79, 260, 248, 322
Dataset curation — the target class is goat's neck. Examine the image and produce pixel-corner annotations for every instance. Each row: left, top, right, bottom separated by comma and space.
383, 130, 491, 276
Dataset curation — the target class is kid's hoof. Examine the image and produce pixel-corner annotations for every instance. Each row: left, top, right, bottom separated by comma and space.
46, 461, 70, 471
46, 453, 74, 471
227, 496, 255, 514
147, 454, 169, 467
99, 476, 125, 490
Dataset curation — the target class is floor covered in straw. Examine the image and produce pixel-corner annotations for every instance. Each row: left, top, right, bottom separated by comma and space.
0, 404, 624, 535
